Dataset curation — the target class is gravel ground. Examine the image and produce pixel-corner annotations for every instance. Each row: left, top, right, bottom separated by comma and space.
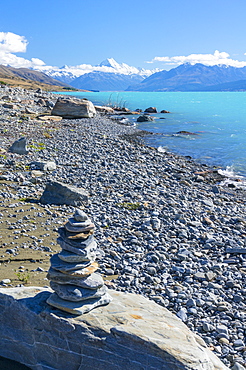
0, 86, 245, 369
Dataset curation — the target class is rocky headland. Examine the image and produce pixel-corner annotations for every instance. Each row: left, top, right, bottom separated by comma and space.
0, 85, 245, 369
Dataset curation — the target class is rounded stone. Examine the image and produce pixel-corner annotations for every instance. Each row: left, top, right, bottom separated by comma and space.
74, 209, 89, 222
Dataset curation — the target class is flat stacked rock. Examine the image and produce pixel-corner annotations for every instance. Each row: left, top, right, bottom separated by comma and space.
46, 209, 112, 314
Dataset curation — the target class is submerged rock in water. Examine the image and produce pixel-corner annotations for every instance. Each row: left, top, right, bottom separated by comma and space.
137, 115, 154, 122
144, 107, 157, 113
174, 131, 199, 136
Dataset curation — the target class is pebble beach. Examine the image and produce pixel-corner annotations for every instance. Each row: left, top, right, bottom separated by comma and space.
0, 85, 245, 369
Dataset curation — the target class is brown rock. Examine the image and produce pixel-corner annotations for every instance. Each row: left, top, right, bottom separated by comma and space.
66, 229, 94, 239
38, 115, 63, 122
58, 262, 99, 277
144, 107, 158, 113
94, 105, 115, 114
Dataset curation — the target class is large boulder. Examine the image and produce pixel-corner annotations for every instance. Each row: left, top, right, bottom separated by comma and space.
51, 97, 96, 118
0, 287, 229, 370
40, 181, 89, 206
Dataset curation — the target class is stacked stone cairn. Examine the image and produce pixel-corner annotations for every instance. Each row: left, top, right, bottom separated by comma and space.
46, 209, 112, 315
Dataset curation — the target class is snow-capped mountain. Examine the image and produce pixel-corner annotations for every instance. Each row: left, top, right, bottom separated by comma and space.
71, 71, 144, 91
99, 58, 146, 76
33, 58, 159, 85
127, 63, 246, 91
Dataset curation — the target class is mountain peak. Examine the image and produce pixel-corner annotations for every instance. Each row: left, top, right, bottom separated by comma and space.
99, 58, 119, 68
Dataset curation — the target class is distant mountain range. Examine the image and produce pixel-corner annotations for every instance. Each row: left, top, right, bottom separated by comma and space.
41, 58, 157, 89
2, 59, 246, 92
127, 63, 246, 91
46, 61, 246, 92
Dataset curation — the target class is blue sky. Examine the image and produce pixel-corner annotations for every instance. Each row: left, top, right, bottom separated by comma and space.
1, 0, 246, 71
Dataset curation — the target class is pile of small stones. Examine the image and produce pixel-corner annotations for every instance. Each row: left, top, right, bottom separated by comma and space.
46, 208, 112, 314
0, 86, 245, 368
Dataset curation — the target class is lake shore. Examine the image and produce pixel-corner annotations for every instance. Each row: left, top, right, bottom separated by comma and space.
0, 86, 245, 368
62, 90, 246, 181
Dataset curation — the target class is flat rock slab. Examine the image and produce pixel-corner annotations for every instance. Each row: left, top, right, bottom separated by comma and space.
49, 282, 107, 302
37, 115, 63, 122
0, 286, 228, 370
40, 181, 89, 206
47, 269, 104, 289
58, 229, 95, 248
64, 221, 94, 233
58, 249, 97, 263
50, 261, 99, 277
66, 229, 94, 239
47, 291, 112, 313
57, 237, 98, 258
50, 253, 92, 272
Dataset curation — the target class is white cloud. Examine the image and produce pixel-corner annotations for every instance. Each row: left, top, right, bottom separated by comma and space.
0, 32, 46, 69
30, 58, 46, 67
147, 50, 246, 68
0, 32, 28, 53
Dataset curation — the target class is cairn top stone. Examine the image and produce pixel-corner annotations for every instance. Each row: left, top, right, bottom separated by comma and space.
74, 209, 88, 222
67, 217, 92, 227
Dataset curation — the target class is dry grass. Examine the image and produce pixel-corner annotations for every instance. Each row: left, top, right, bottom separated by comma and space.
0, 77, 79, 92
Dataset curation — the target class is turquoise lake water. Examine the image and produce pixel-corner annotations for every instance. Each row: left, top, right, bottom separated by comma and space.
57, 91, 246, 178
